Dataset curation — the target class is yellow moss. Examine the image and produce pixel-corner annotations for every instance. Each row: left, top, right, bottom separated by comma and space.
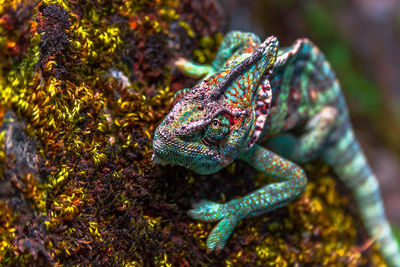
52, 187, 86, 221
178, 21, 195, 38
124, 261, 142, 267
188, 222, 213, 249
43, 0, 71, 11
159, 8, 179, 21
21, 174, 47, 211
144, 215, 161, 228
0, 201, 17, 262
89, 221, 103, 240
193, 33, 224, 64
0, 131, 5, 178
154, 253, 172, 267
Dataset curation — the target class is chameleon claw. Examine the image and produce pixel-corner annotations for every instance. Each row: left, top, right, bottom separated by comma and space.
215, 247, 222, 254
174, 57, 189, 69
205, 245, 222, 254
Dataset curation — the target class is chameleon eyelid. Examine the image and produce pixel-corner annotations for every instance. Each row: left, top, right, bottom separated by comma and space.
176, 106, 248, 137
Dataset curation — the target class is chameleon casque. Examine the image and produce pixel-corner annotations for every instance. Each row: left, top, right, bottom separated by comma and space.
152, 31, 400, 266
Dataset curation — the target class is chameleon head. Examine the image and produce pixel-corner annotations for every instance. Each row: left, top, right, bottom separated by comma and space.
153, 36, 278, 174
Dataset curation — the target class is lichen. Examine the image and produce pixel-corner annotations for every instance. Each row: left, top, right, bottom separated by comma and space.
0, 0, 388, 265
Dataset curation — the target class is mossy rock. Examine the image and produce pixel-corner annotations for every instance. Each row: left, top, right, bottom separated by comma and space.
0, 0, 386, 265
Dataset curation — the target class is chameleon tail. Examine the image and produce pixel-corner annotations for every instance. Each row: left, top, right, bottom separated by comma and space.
322, 124, 400, 267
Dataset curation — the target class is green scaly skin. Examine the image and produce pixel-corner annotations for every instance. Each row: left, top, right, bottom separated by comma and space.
152, 31, 400, 266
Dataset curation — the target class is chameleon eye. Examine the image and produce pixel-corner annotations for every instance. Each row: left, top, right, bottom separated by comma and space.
203, 114, 230, 145
211, 119, 220, 128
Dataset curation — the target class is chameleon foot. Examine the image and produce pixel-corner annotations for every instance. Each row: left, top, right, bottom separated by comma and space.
187, 199, 240, 252
174, 57, 214, 78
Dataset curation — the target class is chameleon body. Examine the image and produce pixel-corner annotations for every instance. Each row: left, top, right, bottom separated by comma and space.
152, 31, 400, 266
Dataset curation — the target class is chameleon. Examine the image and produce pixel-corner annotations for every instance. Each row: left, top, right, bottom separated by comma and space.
152, 31, 400, 266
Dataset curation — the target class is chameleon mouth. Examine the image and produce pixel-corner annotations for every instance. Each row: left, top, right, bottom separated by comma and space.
153, 134, 221, 174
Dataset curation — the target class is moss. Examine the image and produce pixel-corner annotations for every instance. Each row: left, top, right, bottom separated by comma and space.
0, 0, 388, 265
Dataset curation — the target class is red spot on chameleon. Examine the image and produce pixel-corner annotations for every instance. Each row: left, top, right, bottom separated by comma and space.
225, 113, 236, 125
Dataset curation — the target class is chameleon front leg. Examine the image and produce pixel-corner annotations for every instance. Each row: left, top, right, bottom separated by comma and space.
175, 30, 261, 79
188, 144, 307, 252
174, 58, 215, 79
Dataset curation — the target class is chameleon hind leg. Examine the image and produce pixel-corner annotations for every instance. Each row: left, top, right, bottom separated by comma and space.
267, 106, 339, 163
175, 30, 261, 78
322, 122, 400, 267
290, 106, 338, 163
188, 144, 307, 252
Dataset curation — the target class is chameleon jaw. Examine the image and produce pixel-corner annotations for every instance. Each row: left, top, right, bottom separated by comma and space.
152, 127, 226, 174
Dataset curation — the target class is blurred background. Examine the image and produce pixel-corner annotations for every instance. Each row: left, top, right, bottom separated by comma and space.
219, 0, 400, 225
